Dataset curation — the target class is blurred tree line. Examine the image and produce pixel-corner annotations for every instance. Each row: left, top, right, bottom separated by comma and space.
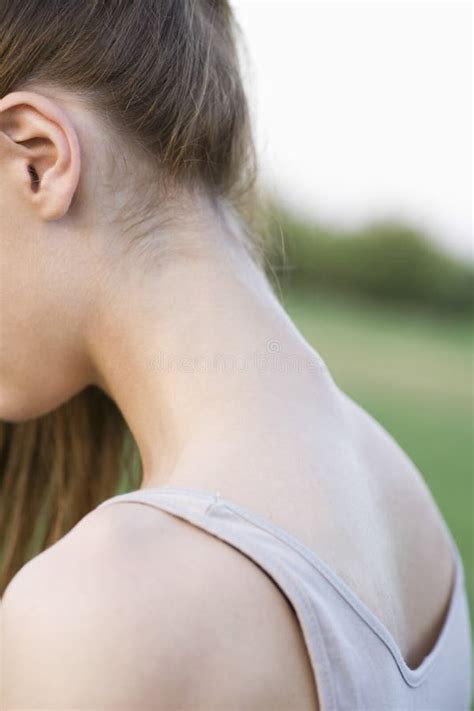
261, 199, 473, 315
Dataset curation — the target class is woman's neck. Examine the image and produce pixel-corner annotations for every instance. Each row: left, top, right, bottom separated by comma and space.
84, 219, 336, 491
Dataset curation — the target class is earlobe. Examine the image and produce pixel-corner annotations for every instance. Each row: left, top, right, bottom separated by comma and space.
0, 91, 81, 221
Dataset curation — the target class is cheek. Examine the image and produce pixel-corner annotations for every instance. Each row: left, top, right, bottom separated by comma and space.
0, 183, 86, 420
0, 225, 89, 422
0, 310, 55, 422
0, 198, 38, 325
0, 231, 28, 408
0, 218, 36, 382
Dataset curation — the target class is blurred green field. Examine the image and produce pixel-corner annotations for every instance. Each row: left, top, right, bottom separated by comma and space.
282, 286, 473, 631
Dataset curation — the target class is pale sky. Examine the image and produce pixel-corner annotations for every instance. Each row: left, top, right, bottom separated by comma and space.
231, 1, 472, 260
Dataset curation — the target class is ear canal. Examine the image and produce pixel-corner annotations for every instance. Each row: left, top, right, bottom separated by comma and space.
27, 163, 40, 192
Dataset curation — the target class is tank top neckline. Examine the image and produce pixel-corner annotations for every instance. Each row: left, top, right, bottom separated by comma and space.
99, 482, 464, 687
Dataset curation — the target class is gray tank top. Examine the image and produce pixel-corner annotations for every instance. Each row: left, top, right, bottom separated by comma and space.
96, 485, 472, 710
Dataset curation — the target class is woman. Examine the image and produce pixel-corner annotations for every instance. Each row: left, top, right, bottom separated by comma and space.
0, 1, 471, 709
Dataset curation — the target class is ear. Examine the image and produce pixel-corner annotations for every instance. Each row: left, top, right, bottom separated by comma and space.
0, 91, 81, 221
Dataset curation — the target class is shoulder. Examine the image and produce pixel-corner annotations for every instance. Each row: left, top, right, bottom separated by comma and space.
1, 500, 317, 710
0, 503, 198, 709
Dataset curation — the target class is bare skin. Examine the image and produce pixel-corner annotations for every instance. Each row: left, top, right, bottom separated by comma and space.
0, 86, 456, 710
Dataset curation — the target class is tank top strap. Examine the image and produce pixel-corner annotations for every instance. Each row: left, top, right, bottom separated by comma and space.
95, 485, 472, 711
97, 485, 337, 708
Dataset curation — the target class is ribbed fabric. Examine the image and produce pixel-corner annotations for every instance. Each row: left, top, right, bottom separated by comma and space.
96, 485, 472, 710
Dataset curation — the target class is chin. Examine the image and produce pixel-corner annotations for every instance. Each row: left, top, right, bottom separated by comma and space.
0, 386, 61, 424
0, 399, 40, 424
0, 377, 92, 424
